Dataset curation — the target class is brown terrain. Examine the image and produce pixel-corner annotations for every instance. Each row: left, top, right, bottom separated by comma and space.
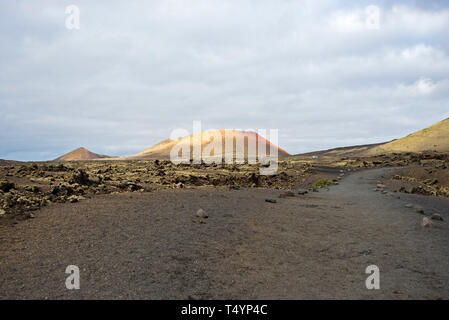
366, 118, 449, 155
55, 147, 111, 161
116, 130, 290, 160
1, 120, 449, 299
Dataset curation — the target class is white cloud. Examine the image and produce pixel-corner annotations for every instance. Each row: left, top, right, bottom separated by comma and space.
329, 5, 380, 33
400, 44, 445, 60
396, 77, 449, 96
387, 5, 449, 34
0, 1, 449, 160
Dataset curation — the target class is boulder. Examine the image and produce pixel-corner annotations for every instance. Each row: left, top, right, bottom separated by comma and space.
422, 217, 434, 228
70, 169, 91, 185
196, 209, 208, 218
0, 180, 15, 192
431, 214, 444, 221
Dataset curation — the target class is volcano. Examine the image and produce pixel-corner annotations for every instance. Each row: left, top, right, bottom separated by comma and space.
55, 147, 111, 161
124, 130, 291, 160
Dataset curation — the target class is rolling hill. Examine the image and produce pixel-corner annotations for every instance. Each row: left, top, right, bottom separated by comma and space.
53, 118, 449, 162
294, 118, 449, 159
55, 147, 111, 161
365, 118, 449, 155
124, 130, 291, 160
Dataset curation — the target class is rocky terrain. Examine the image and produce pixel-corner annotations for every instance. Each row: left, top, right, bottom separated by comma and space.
1, 120, 448, 299
1, 167, 448, 299
0, 159, 342, 224
296, 151, 449, 198
1, 150, 448, 224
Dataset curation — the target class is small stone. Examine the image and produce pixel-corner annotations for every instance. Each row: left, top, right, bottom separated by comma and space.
415, 207, 425, 214
68, 195, 86, 203
265, 199, 277, 203
297, 189, 308, 195
279, 191, 295, 198
196, 209, 208, 218
405, 203, 413, 208
422, 217, 433, 228
377, 184, 386, 189
431, 214, 443, 221
0, 209, 5, 215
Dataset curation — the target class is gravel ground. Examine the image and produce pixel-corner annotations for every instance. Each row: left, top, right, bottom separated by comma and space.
1, 168, 448, 299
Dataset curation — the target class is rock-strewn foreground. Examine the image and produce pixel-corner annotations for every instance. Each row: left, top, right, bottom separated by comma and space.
1, 151, 449, 223
0, 151, 448, 299
0, 166, 448, 299
0, 160, 321, 223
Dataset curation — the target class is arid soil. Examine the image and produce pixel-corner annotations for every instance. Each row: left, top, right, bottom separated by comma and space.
0, 166, 448, 299
1, 152, 448, 299
383, 165, 449, 198
3, 151, 448, 223
297, 151, 449, 198
0, 160, 338, 224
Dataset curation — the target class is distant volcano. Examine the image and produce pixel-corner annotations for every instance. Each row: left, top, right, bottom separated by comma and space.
55, 147, 111, 161
53, 131, 289, 161
123, 130, 291, 160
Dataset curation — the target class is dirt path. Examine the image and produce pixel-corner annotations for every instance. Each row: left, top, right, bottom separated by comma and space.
1, 168, 448, 299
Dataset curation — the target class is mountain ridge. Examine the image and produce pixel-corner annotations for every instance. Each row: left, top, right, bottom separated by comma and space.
293, 118, 449, 158
53, 118, 449, 161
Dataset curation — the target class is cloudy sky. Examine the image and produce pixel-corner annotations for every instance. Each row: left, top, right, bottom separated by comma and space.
1, 0, 448, 160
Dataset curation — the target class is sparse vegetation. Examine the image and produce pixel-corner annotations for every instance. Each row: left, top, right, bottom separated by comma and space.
312, 179, 334, 189
0, 160, 316, 222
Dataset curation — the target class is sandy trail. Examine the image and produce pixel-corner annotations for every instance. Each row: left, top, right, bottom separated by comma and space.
0, 168, 448, 299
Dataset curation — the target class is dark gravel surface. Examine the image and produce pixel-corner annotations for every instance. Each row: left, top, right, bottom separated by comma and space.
1, 168, 448, 299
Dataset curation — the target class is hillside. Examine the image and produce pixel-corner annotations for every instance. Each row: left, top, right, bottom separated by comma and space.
365, 118, 449, 155
294, 118, 449, 159
125, 130, 291, 160
55, 147, 111, 161
292, 142, 386, 160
